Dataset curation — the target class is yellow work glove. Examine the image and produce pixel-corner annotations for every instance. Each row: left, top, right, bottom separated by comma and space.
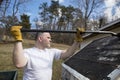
10, 26, 23, 42
75, 27, 85, 42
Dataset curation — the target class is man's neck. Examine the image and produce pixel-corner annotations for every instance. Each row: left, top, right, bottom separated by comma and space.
34, 43, 46, 50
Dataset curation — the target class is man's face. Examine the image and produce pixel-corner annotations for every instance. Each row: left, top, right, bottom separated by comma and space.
40, 33, 52, 48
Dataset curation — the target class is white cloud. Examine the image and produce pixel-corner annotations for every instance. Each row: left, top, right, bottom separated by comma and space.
59, 0, 64, 3
58, 8, 62, 17
104, 0, 116, 21
104, 0, 115, 7
104, 0, 120, 22
52, 0, 64, 3
25, 12, 32, 16
36, 21, 44, 26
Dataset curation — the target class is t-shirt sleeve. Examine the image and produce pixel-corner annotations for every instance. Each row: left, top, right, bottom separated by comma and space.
23, 49, 31, 69
52, 48, 62, 60
23, 49, 30, 61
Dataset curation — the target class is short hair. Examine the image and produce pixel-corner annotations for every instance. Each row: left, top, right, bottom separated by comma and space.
35, 32, 49, 40
35, 32, 43, 40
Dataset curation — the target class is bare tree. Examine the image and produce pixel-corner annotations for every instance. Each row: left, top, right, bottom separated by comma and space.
0, 0, 10, 18
0, 0, 31, 42
0, 0, 31, 26
71, 0, 104, 30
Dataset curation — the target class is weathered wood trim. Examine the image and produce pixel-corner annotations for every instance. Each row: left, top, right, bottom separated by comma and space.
62, 63, 90, 80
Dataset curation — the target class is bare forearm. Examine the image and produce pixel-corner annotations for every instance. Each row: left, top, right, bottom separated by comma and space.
61, 41, 80, 59
13, 42, 27, 68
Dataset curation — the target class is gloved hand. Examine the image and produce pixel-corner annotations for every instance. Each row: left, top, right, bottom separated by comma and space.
10, 26, 23, 42
75, 27, 85, 42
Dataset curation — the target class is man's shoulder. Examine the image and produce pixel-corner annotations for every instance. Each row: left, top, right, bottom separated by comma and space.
24, 47, 35, 51
46, 48, 62, 52
46, 48, 59, 50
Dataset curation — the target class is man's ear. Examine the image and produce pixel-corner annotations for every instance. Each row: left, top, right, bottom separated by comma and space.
38, 36, 42, 42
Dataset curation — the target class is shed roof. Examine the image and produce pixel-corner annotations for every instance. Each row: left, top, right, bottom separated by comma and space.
64, 35, 120, 80
99, 18, 120, 31
64, 18, 120, 80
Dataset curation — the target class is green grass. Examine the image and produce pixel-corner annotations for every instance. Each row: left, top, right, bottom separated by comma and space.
0, 39, 69, 80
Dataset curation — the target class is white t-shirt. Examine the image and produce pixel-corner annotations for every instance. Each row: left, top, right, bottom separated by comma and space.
23, 47, 62, 80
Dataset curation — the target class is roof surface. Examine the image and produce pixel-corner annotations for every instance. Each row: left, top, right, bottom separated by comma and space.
64, 35, 120, 80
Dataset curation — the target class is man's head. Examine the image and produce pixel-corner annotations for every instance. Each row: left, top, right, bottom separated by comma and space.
36, 32, 52, 48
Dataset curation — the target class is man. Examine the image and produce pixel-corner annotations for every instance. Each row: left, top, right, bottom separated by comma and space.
11, 26, 84, 80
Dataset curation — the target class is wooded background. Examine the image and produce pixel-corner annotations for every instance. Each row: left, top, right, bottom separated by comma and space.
0, 0, 120, 44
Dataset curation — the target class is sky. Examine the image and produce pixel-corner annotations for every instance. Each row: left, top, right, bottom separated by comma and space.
20, 0, 73, 28
18, 0, 120, 28
104, 0, 120, 22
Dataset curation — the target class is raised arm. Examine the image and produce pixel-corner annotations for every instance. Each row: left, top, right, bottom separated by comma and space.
60, 27, 85, 60
11, 26, 27, 68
